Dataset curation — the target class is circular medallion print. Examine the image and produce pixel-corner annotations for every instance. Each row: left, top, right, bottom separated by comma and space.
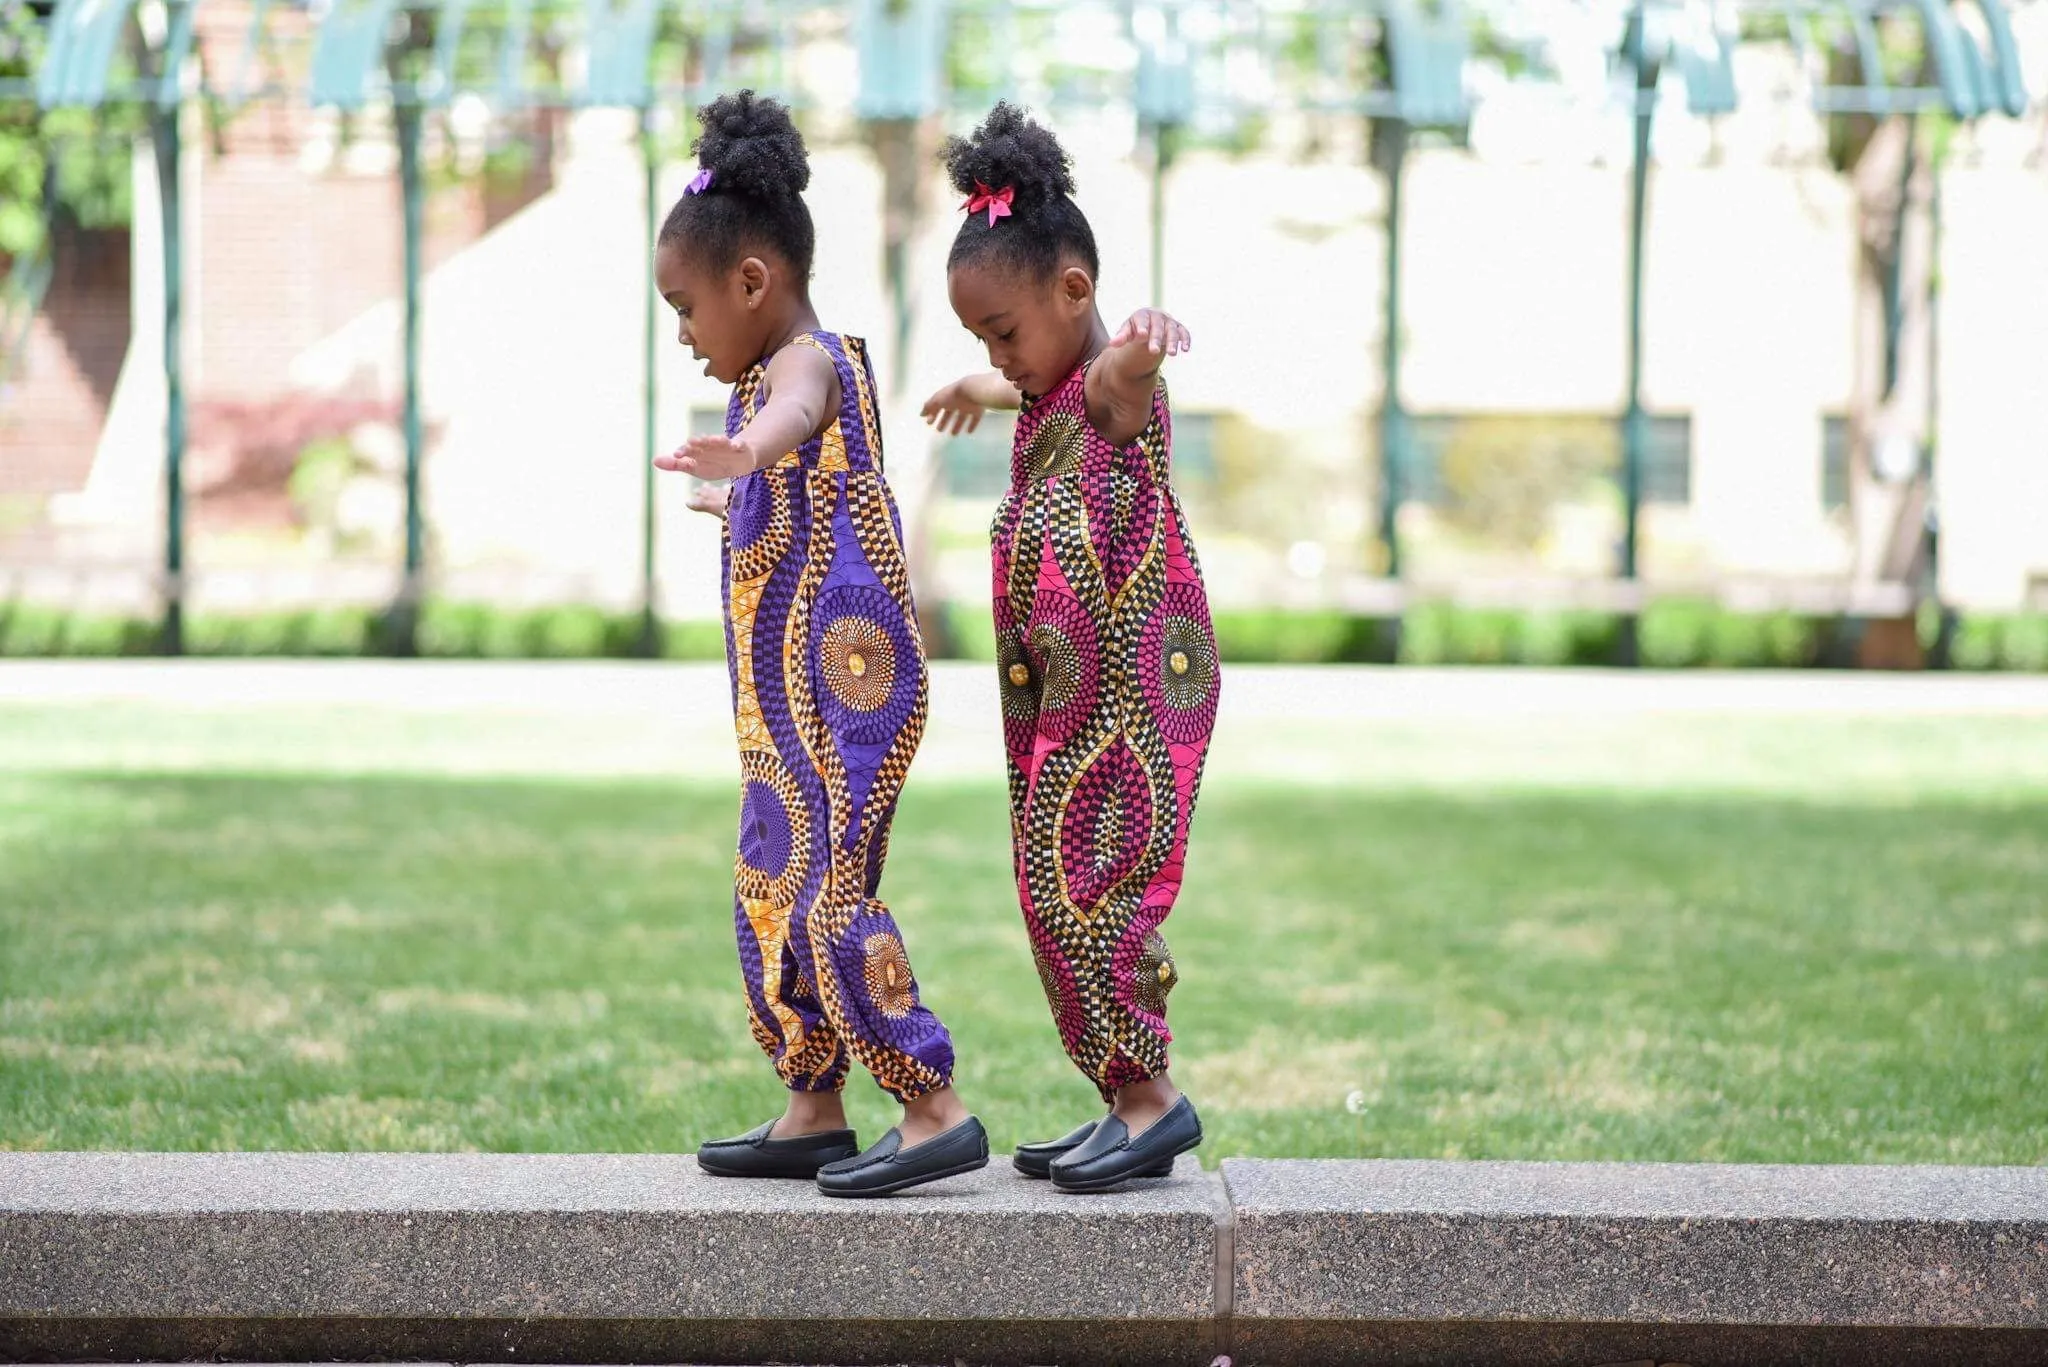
727, 475, 794, 584
734, 749, 809, 907
1024, 589, 1100, 745
1139, 581, 1220, 745
1056, 740, 1155, 912
863, 932, 916, 1019
1027, 412, 1087, 481
994, 596, 1041, 754
1130, 928, 1177, 1017
814, 585, 919, 747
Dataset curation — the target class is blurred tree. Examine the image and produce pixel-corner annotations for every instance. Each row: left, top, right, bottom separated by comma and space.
1818, 11, 1943, 667
0, 5, 143, 263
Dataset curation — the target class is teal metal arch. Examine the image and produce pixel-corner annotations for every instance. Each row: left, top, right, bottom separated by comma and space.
1385, 0, 1471, 125
1782, 0, 2032, 116
583, 0, 661, 108
307, 0, 401, 109
856, 0, 944, 121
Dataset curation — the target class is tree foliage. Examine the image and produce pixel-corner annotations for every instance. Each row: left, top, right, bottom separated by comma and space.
1, 5, 145, 263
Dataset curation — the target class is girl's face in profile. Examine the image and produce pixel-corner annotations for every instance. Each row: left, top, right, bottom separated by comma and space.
947, 259, 1096, 400
656, 239, 768, 387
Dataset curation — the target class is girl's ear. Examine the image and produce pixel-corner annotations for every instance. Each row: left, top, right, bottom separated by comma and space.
1060, 265, 1094, 315
739, 255, 771, 307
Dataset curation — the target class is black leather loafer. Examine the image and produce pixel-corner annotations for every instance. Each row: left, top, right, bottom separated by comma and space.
816, 1115, 990, 1198
1049, 1095, 1202, 1193
697, 1121, 859, 1179
1014, 1118, 1174, 1180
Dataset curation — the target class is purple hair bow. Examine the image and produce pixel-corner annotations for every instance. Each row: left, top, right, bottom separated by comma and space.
685, 166, 714, 195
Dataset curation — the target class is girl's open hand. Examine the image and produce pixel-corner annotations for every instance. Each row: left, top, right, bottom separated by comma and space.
921, 380, 986, 437
1107, 308, 1192, 357
656, 433, 757, 481
685, 481, 730, 519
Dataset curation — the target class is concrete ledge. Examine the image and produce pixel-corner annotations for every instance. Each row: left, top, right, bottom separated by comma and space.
1225, 1158, 2048, 1366
0, 1153, 1222, 1366
6, 1153, 2048, 1366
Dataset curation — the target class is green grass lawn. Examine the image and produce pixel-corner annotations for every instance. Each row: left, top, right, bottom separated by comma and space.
3, 692, 2046, 1162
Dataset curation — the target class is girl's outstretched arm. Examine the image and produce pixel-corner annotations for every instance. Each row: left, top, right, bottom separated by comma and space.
1087, 308, 1191, 446
922, 370, 1022, 436
684, 482, 730, 519
656, 344, 840, 481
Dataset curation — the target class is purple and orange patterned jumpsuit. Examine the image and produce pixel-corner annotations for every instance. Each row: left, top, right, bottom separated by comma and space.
722, 331, 952, 1102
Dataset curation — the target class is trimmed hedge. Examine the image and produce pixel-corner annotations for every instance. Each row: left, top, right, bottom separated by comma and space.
0, 603, 723, 663
3, 599, 2046, 671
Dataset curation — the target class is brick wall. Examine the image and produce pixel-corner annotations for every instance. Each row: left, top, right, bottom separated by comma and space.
0, 228, 131, 512
0, 0, 559, 526
2, 140, 522, 513
194, 157, 404, 399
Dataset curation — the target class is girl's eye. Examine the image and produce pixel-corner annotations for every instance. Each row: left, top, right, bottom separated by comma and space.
998, 330, 1015, 342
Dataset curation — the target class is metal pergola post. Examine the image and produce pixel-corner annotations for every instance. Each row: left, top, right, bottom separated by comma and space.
310, 0, 417, 652
1376, 119, 1408, 586
1147, 121, 1173, 308
395, 98, 426, 654
153, 100, 186, 654
1133, 3, 1192, 309
33, 0, 198, 651
1374, 0, 1469, 658
1610, 0, 1741, 664
1617, 1, 1658, 666
154, 3, 198, 654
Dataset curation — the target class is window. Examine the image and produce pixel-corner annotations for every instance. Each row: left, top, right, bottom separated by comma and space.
1402, 415, 1457, 504
1640, 415, 1692, 505
939, 415, 1016, 498
937, 411, 1219, 495
1399, 412, 1692, 506
1171, 411, 1218, 484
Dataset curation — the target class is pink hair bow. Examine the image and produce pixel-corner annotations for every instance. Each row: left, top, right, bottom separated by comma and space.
963, 181, 1014, 226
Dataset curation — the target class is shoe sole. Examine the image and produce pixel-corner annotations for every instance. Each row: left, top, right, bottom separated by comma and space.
818, 1152, 990, 1199
1050, 1136, 1201, 1194
1014, 1155, 1174, 1180
697, 1158, 843, 1179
